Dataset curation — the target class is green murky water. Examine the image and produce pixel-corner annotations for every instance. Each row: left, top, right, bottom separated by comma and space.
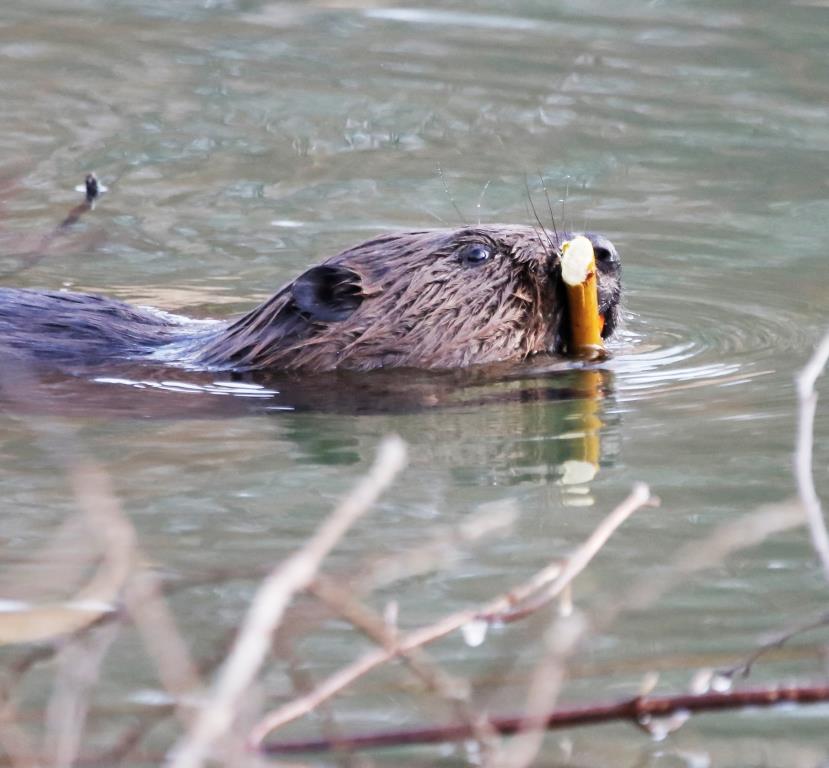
1, 1, 828, 765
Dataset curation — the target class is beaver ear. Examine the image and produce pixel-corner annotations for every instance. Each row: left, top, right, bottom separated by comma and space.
291, 265, 363, 322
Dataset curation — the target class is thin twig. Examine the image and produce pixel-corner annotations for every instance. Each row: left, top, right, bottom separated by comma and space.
253, 496, 808, 758
70, 460, 202, 730
718, 609, 829, 681
309, 575, 501, 758
493, 483, 655, 623
169, 436, 407, 768
250, 484, 652, 744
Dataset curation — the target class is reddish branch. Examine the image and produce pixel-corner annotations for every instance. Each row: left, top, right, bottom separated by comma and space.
260, 682, 829, 755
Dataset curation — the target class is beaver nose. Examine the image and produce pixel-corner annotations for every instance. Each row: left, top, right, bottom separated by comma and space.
582, 233, 620, 266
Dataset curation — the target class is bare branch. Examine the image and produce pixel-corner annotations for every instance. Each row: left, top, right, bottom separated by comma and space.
494, 483, 654, 623
718, 609, 829, 681
169, 435, 407, 768
71, 459, 202, 730
250, 484, 652, 744
310, 575, 501, 758
260, 682, 829, 755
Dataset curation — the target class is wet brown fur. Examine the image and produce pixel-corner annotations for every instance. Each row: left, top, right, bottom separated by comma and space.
0, 225, 621, 373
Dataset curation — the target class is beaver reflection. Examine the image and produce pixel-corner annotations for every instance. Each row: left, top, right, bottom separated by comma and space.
0, 226, 620, 373
0, 346, 618, 491
276, 366, 619, 496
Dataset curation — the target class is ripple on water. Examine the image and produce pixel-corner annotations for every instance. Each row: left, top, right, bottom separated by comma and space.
609, 290, 813, 400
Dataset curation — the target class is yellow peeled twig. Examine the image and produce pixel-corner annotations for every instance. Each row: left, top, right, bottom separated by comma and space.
561, 235, 604, 357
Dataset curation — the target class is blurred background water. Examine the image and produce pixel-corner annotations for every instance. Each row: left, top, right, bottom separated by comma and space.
1, 1, 828, 765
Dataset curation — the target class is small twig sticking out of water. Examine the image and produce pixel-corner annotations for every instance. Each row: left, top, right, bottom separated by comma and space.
0, 173, 106, 278
60, 173, 103, 229
169, 436, 407, 768
794, 329, 829, 581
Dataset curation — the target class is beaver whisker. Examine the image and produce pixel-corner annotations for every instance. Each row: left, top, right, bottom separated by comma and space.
523, 176, 558, 260
475, 180, 492, 227
436, 164, 468, 225
538, 173, 560, 243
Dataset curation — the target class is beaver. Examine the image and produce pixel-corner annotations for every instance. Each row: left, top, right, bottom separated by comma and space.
0, 225, 621, 373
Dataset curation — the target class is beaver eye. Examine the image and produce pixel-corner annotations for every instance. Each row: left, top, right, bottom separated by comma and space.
459, 243, 492, 267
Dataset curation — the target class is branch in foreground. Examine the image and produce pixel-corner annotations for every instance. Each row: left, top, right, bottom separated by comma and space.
249, 483, 653, 745
309, 574, 501, 757
260, 682, 829, 755
169, 435, 407, 768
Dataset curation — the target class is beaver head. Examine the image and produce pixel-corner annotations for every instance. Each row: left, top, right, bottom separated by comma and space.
193, 225, 621, 372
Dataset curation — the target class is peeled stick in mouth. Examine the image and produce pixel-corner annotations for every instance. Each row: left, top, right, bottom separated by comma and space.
561, 235, 605, 357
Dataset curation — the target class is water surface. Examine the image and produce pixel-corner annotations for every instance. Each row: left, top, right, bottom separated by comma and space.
1, 1, 828, 765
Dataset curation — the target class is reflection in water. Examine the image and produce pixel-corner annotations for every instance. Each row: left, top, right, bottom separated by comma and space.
0, 352, 619, 491
558, 370, 604, 507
